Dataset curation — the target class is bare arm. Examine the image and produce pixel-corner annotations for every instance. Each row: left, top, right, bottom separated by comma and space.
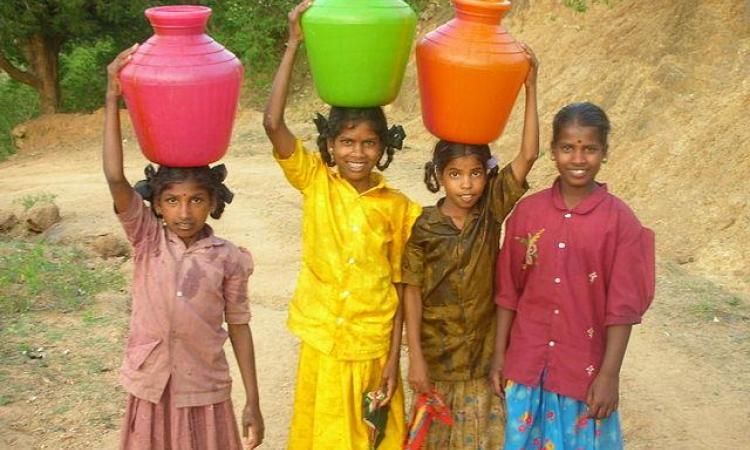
586, 324, 633, 419
381, 283, 405, 405
228, 323, 264, 449
403, 283, 432, 394
103, 45, 139, 213
510, 42, 540, 185
263, 0, 312, 159
489, 306, 516, 396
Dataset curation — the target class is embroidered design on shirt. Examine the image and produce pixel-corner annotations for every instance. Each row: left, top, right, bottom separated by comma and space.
586, 327, 595, 339
588, 271, 598, 283
585, 365, 595, 377
515, 229, 545, 270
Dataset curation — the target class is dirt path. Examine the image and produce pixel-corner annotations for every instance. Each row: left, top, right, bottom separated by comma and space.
0, 111, 748, 448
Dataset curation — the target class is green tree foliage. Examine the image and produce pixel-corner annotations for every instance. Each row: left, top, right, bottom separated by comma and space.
0, 76, 38, 160
0, 0, 154, 113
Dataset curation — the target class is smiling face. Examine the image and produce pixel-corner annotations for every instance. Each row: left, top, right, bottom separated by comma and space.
328, 121, 383, 193
439, 154, 488, 214
154, 180, 213, 246
551, 123, 607, 192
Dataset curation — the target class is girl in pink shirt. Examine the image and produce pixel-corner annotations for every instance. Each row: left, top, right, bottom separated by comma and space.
491, 102, 655, 449
104, 48, 263, 450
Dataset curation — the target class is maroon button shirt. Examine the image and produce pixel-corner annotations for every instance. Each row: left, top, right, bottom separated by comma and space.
495, 179, 655, 402
117, 193, 253, 407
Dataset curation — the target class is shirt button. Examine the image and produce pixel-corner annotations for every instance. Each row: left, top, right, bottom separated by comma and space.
336, 317, 345, 325
176, 291, 183, 297
553, 309, 560, 315
347, 257, 356, 265
558, 242, 566, 249
341, 291, 351, 299
548, 341, 556, 347
351, 225, 360, 233
564, 213, 572, 218
554, 277, 561, 284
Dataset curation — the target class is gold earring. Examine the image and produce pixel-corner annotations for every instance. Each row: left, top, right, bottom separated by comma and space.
602, 157, 608, 163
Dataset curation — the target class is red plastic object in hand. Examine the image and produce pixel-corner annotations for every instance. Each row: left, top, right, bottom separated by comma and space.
120, 5, 244, 167
404, 390, 454, 449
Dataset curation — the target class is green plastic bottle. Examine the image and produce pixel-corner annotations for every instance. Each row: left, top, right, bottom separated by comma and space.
301, 0, 417, 107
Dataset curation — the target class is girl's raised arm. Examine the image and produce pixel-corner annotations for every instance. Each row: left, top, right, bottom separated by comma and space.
510, 43, 539, 185
103, 45, 138, 213
263, 0, 313, 159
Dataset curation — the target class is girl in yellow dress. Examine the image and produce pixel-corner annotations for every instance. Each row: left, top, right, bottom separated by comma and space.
263, 2, 421, 448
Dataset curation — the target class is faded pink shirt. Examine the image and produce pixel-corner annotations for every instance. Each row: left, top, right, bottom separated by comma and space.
117, 193, 252, 407
495, 179, 655, 402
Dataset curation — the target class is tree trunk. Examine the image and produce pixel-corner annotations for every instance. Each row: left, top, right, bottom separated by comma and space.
23, 33, 62, 114
0, 33, 62, 114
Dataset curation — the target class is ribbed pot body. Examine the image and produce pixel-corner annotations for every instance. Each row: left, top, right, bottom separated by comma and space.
416, 0, 529, 144
302, 0, 417, 107
120, 6, 243, 167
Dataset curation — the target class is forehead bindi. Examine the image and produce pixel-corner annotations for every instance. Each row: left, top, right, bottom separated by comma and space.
557, 125, 603, 146
161, 181, 210, 198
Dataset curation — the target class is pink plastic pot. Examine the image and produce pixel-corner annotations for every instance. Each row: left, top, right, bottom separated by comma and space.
120, 5, 244, 167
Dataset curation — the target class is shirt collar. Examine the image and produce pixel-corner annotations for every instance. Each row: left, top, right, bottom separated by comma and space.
550, 177, 609, 214
425, 198, 481, 227
165, 223, 224, 249
332, 170, 388, 196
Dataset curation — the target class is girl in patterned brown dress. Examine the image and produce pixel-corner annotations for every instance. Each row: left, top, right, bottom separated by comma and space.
402, 44, 539, 449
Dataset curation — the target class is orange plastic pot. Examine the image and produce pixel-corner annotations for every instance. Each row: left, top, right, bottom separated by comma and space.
416, 0, 529, 144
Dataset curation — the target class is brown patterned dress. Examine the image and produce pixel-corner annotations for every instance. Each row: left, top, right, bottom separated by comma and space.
402, 163, 527, 449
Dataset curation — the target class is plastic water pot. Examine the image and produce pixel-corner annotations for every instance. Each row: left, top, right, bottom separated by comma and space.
416, 0, 529, 144
301, 0, 417, 107
120, 6, 244, 167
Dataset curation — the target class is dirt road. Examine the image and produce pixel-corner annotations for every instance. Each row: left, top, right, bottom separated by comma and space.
0, 110, 748, 448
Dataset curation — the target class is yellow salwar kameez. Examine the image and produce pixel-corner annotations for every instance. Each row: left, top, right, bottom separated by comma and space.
275, 140, 421, 450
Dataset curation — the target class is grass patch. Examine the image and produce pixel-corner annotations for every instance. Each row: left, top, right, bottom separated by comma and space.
0, 239, 124, 314
0, 238, 129, 446
13, 192, 58, 210
657, 261, 749, 321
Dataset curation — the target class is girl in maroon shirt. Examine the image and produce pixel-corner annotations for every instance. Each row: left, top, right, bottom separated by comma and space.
491, 102, 655, 449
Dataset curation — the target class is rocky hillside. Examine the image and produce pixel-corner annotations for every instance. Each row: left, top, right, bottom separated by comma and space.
390, 0, 750, 295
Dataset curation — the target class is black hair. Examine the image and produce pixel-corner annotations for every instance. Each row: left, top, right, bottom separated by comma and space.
133, 164, 234, 219
552, 102, 611, 151
313, 106, 406, 171
423, 140, 497, 193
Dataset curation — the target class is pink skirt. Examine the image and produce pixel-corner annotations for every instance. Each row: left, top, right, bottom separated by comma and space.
120, 378, 242, 450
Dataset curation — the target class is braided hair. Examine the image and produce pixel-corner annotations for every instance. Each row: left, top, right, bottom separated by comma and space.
133, 164, 234, 219
423, 140, 498, 193
313, 106, 406, 171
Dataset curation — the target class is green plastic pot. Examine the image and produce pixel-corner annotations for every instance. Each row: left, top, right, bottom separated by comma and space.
301, 0, 417, 107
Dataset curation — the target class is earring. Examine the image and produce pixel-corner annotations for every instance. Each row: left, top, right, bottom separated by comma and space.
329, 147, 333, 152
602, 157, 608, 163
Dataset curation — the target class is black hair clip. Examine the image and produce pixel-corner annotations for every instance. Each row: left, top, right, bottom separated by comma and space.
387, 124, 406, 150
134, 164, 157, 201
210, 163, 228, 183
313, 112, 329, 137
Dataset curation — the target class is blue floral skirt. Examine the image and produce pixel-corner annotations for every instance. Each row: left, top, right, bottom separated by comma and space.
503, 379, 623, 450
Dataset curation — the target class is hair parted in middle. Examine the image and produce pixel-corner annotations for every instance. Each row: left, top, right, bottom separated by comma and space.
423, 140, 497, 193
313, 106, 406, 171
133, 164, 234, 219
